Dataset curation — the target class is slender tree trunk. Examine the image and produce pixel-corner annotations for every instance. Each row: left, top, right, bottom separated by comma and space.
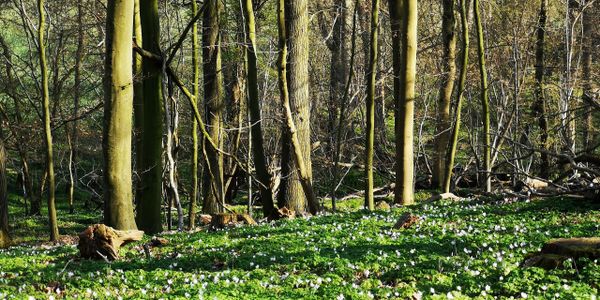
277, 0, 319, 214
365, 0, 380, 210
433, 0, 457, 189
533, 0, 550, 178
389, 0, 417, 205
103, 0, 138, 231
188, 0, 200, 229
473, 0, 491, 192
38, 0, 59, 241
133, 0, 144, 213
242, 0, 276, 217
0, 139, 9, 248
444, 0, 470, 193
581, 2, 593, 150
137, 0, 164, 234
202, 0, 225, 214
68, 0, 85, 214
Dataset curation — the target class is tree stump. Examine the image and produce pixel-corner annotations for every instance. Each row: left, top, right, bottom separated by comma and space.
210, 213, 257, 229
522, 237, 600, 269
269, 207, 296, 220
393, 213, 419, 229
375, 201, 391, 211
78, 224, 144, 261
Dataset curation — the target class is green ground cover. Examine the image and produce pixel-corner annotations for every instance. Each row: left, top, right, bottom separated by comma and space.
0, 196, 598, 299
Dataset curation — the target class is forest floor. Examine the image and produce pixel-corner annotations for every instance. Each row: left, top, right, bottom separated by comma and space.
0, 194, 599, 299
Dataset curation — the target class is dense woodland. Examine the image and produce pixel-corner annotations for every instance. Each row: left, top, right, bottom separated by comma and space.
0, 0, 598, 298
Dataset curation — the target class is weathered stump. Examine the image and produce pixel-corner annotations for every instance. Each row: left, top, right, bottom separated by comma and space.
269, 207, 296, 221
393, 213, 419, 229
78, 224, 144, 261
210, 213, 257, 229
375, 201, 391, 211
522, 237, 600, 269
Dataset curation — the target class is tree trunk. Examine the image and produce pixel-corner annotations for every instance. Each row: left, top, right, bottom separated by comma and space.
202, 0, 225, 214
443, 0, 470, 193
279, 0, 315, 213
432, 0, 457, 189
581, 2, 594, 150
389, 0, 417, 205
473, 0, 491, 192
133, 0, 144, 215
38, 0, 59, 241
277, 0, 319, 215
365, 0, 380, 210
188, 0, 200, 229
533, 0, 550, 178
137, 0, 164, 234
0, 139, 9, 248
103, 0, 138, 231
242, 0, 276, 217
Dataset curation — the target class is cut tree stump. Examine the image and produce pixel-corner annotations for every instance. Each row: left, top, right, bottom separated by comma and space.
393, 213, 419, 229
522, 237, 600, 269
78, 224, 144, 261
375, 201, 391, 211
210, 213, 257, 229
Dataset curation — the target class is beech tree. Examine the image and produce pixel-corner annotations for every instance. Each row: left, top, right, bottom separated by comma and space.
0, 138, 9, 248
389, 0, 417, 205
365, 0, 380, 210
103, 0, 138, 230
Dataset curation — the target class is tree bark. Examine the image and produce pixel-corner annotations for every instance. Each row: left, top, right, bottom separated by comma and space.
365, 0, 380, 210
103, 0, 138, 231
202, 0, 225, 214
188, 0, 200, 229
443, 0, 470, 193
581, 2, 594, 150
242, 0, 276, 217
137, 0, 164, 234
278, 0, 319, 214
432, 0, 457, 189
389, 0, 417, 205
38, 0, 59, 241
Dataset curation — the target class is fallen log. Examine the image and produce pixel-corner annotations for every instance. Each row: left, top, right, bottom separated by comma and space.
78, 224, 144, 261
522, 237, 600, 269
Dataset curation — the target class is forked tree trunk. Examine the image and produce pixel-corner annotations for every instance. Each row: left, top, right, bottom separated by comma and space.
443, 0, 470, 193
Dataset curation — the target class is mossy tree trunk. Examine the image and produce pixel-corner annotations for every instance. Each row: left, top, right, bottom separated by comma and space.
444, 0, 470, 193
365, 0, 380, 210
473, 0, 491, 192
581, 2, 594, 150
133, 0, 144, 216
202, 0, 225, 214
103, 0, 138, 231
242, 0, 275, 217
137, 0, 164, 234
38, 0, 59, 241
188, 0, 200, 229
432, 0, 457, 189
389, 0, 417, 205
